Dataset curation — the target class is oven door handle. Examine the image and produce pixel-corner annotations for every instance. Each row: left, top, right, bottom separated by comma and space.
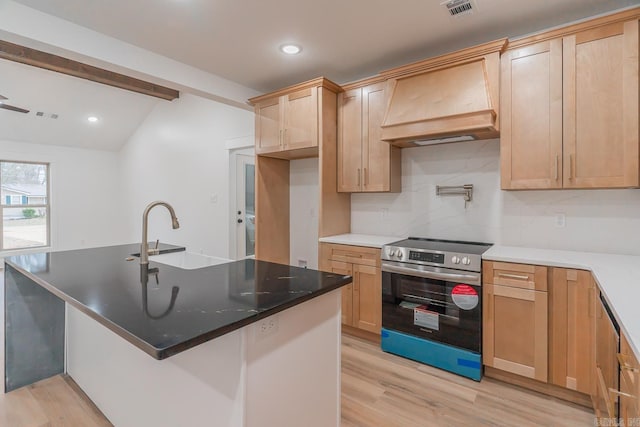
381, 263, 480, 283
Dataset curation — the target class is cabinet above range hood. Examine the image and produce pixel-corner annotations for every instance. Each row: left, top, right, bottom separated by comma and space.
380, 39, 507, 148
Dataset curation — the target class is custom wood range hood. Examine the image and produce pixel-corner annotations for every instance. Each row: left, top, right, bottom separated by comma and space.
379, 39, 507, 148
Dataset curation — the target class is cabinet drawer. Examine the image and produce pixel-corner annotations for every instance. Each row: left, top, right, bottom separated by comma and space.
322, 243, 380, 267
483, 261, 547, 291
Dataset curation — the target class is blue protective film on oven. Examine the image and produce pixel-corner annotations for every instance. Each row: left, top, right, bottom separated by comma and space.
380, 327, 482, 381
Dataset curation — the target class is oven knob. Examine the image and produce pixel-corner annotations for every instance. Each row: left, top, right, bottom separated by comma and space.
451, 256, 460, 264
396, 251, 403, 259
462, 257, 471, 265
388, 249, 395, 257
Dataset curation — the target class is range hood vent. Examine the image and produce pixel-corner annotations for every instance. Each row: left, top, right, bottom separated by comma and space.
414, 135, 476, 146
379, 39, 507, 148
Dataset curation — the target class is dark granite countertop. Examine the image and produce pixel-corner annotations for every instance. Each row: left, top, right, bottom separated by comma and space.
4, 244, 352, 359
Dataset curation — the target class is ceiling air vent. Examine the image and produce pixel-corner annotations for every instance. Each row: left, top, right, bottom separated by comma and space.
441, 0, 475, 17
35, 111, 59, 119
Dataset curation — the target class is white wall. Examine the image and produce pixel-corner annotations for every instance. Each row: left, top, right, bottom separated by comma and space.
351, 139, 640, 255
290, 158, 319, 269
118, 93, 253, 258
0, 139, 126, 254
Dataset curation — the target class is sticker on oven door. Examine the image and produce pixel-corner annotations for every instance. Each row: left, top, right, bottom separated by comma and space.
414, 306, 439, 331
451, 284, 479, 310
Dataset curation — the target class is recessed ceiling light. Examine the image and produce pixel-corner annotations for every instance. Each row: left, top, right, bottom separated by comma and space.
87, 116, 99, 123
280, 44, 302, 55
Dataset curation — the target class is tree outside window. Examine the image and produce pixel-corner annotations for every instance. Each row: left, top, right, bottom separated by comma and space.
0, 161, 50, 251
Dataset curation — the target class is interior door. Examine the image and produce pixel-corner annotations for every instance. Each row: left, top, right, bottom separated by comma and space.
235, 154, 256, 259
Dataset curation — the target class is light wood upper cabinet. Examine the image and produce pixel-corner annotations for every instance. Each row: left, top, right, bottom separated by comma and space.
337, 82, 401, 193
501, 39, 563, 189
250, 78, 341, 160
563, 20, 639, 188
549, 268, 595, 395
502, 18, 640, 190
254, 88, 317, 156
483, 261, 548, 382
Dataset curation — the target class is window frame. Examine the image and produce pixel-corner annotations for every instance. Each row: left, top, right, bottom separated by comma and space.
0, 160, 51, 252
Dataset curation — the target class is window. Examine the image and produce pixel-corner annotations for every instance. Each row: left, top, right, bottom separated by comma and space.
0, 161, 50, 251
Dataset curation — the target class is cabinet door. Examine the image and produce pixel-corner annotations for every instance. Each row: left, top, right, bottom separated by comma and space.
337, 88, 363, 192
283, 87, 318, 151
563, 20, 639, 188
549, 268, 595, 394
327, 260, 354, 326
483, 282, 548, 382
619, 333, 640, 424
594, 295, 619, 419
352, 264, 381, 334
500, 39, 563, 190
362, 82, 400, 192
255, 98, 283, 154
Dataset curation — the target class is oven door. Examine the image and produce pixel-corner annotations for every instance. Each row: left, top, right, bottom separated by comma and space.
382, 261, 482, 353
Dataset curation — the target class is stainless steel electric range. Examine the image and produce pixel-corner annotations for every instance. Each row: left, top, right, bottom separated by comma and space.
381, 237, 492, 381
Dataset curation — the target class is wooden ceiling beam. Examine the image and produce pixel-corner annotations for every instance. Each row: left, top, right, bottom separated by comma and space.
0, 40, 179, 101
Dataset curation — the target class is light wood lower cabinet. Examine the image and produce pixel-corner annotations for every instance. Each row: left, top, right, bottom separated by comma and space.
594, 293, 620, 419
619, 332, 640, 424
549, 268, 596, 394
319, 243, 381, 336
483, 261, 548, 382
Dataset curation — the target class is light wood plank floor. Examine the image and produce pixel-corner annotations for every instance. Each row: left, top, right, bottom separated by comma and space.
0, 334, 595, 426
341, 334, 595, 427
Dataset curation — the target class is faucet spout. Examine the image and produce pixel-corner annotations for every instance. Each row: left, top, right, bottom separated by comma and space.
140, 201, 180, 265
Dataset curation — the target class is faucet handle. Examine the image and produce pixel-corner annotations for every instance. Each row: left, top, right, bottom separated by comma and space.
154, 239, 160, 250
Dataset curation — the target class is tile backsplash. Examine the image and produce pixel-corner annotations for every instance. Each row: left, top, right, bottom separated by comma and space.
351, 139, 640, 255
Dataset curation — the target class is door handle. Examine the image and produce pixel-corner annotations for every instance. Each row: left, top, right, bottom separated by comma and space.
569, 154, 574, 180
237, 219, 243, 223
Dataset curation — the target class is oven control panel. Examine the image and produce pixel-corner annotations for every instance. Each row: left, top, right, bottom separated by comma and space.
382, 245, 483, 272
408, 250, 444, 264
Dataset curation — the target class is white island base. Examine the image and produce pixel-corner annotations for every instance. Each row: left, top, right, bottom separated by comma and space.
66, 290, 342, 427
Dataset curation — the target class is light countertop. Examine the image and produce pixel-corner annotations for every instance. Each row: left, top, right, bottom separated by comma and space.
484, 245, 640, 361
319, 233, 402, 249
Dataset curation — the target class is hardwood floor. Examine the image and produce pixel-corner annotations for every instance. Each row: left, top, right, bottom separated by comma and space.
0, 375, 111, 427
0, 334, 595, 426
341, 334, 594, 426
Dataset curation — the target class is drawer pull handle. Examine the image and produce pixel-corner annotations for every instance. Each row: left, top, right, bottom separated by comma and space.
497, 273, 529, 280
345, 253, 363, 258
618, 354, 639, 373
609, 388, 636, 399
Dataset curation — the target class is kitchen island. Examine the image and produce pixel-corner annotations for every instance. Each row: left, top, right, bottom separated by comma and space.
4, 244, 351, 427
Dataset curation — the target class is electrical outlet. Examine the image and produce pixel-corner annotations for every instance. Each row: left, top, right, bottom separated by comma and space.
555, 213, 566, 228
256, 316, 279, 339
381, 208, 389, 219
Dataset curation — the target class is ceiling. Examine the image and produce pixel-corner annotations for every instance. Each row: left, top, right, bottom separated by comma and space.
0, 58, 159, 151
11, 0, 640, 93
